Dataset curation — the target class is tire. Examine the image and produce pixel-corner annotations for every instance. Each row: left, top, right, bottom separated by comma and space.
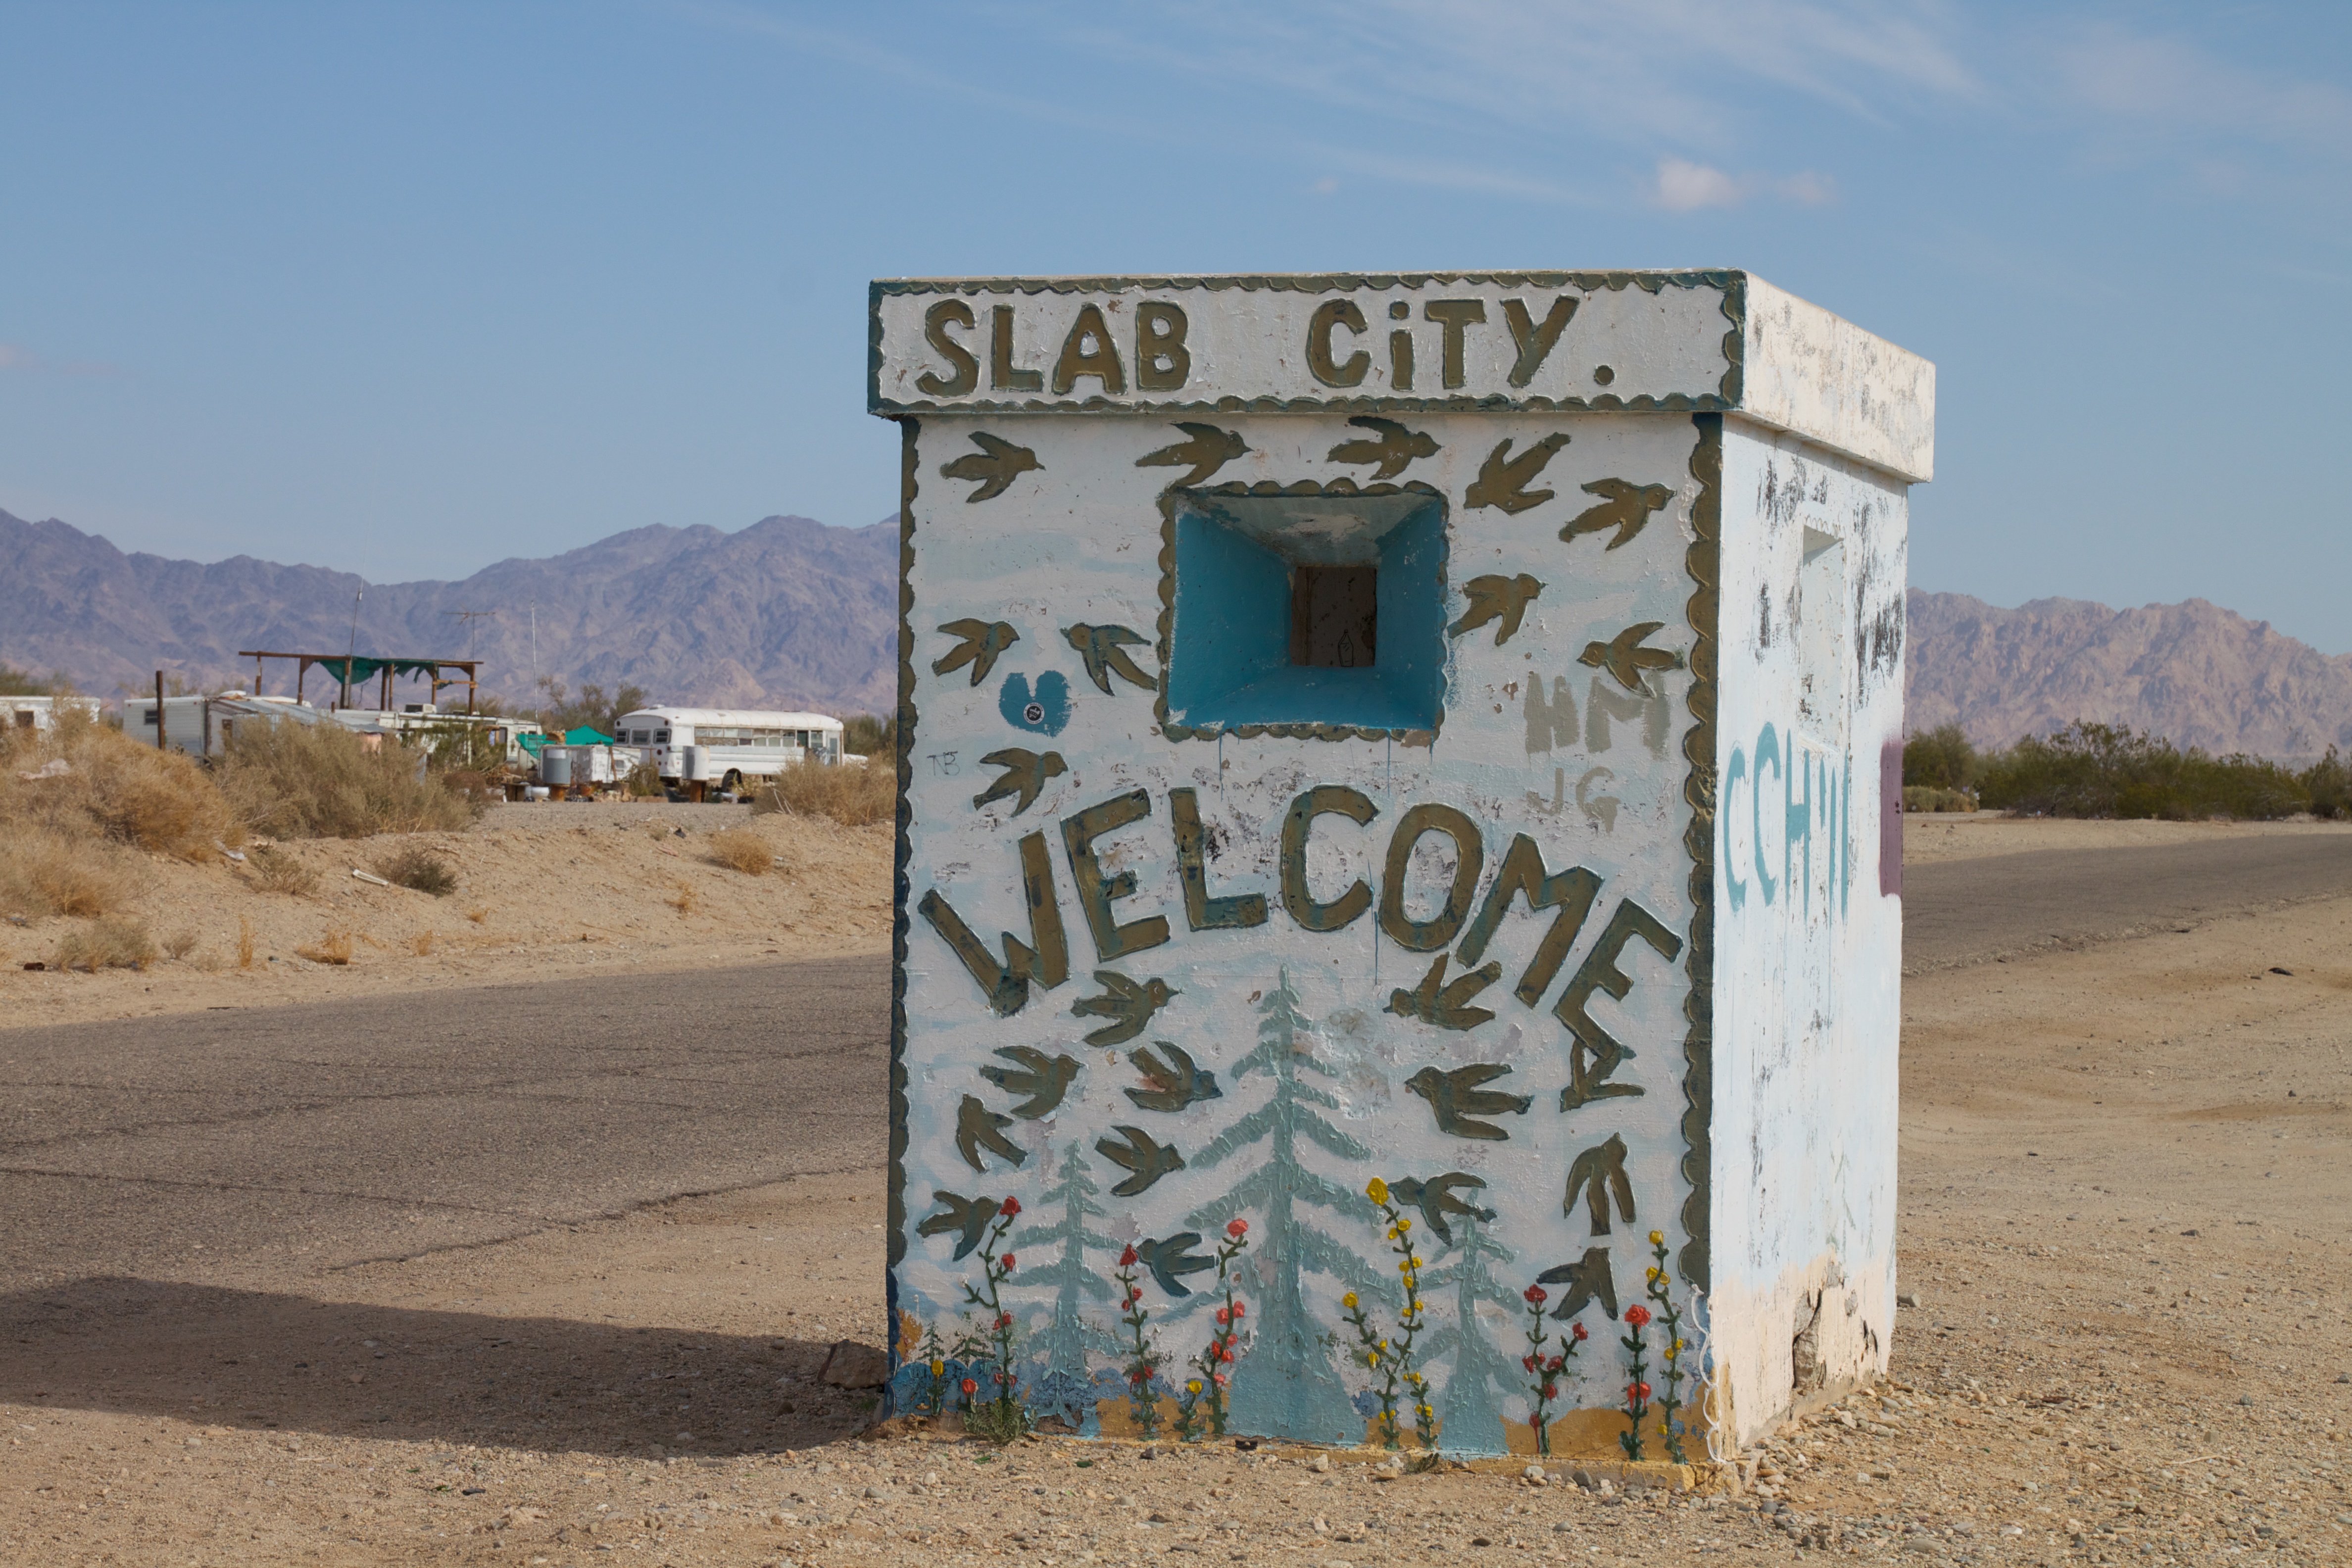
722, 769, 743, 793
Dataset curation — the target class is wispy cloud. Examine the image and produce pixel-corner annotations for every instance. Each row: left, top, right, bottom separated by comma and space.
1649, 157, 1837, 212
2049, 22, 2352, 158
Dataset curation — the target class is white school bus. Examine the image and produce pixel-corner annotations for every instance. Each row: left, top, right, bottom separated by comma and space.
611, 707, 845, 793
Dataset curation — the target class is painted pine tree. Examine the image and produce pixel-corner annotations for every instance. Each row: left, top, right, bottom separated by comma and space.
1185, 969, 1387, 1443
1008, 1141, 1118, 1428
1416, 1213, 1521, 1452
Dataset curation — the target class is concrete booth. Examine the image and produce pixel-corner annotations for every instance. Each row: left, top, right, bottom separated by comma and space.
871, 271, 1932, 1460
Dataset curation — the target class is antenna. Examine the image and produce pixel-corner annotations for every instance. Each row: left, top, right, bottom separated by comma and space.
441, 607, 497, 662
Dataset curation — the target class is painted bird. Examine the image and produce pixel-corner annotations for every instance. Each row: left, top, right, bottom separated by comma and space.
1071, 970, 1179, 1046
940, 431, 1043, 502
1387, 1172, 1498, 1247
932, 619, 1020, 686
955, 1093, 1029, 1172
971, 747, 1067, 816
978, 1045, 1081, 1120
1560, 478, 1675, 550
1133, 1232, 1217, 1297
916, 1190, 1002, 1261
1063, 623, 1157, 694
1536, 1246, 1620, 1322
1095, 1124, 1187, 1196
1578, 621, 1682, 694
1403, 1063, 1533, 1141
1136, 422, 1249, 487
1385, 953, 1505, 1032
1464, 433, 1571, 514
1448, 573, 1544, 646
1563, 1132, 1636, 1236
1325, 415, 1439, 480
1124, 1041, 1220, 1114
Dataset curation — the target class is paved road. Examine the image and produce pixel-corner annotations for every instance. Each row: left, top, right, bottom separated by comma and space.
1901, 833, 2352, 971
0, 956, 890, 1295
4, 836, 2347, 1295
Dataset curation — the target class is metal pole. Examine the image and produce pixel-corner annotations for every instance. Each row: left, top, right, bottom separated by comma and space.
153, 671, 165, 751
343, 587, 363, 709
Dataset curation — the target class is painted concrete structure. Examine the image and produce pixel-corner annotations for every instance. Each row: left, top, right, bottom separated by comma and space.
870, 272, 1930, 1456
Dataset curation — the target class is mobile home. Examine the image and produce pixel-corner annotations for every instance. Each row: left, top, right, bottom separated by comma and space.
610, 707, 845, 793
5, 695, 103, 734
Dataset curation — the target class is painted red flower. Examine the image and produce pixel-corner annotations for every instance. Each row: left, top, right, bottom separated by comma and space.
1522, 1354, 1537, 1373
1628, 1381, 1652, 1402
1570, 1323, 1589, 1342
997, 1312, 1013, 1330
1215, 1307, 1230, 1326
998, 1196, 1021, 1219
1120, 1244, 1138, 1268
1624, 1305, 1652, 1329
1227, 1219, 1248, 1238
1523, 1284, 1547, 1305
960, 1377, 978, 1396
1230, 1301, 1245, 1317
998, 1252, 1016, 1272
1541, 1383, 1558, 1401
1545, 1355, 1565, 1374
1212, 1372, 1229, 1388
1529, 1413, 1544, 1429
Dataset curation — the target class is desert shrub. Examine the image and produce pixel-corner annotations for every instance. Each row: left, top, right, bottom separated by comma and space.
624, 758, 664, 797
752, 760, 894, 827
215, 717, 481, 839
1902, 722, 1978, 792
0, 830, 137, 918
0, 708, 238, 860
247, 844, 319, 897
53, 916, 157, 972
163, 929, 197, 960
295, 929, 354, 966
1978, 721, 2309, 820
840, 713, 896, 759
375, 845, 458, 897
2304, 746, 2350, 821
705, 826, 775, 876
1902, 785, 1976, 814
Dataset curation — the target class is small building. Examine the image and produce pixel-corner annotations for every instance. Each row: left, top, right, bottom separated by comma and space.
871, 269, 1931, 1456
126, 692, 534, 765
5, 695, 104, 734
611, 706, 846, 794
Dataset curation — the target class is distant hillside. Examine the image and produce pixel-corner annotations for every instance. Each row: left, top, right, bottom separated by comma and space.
1906, 590, 2352, 761
0, 509, 898, 715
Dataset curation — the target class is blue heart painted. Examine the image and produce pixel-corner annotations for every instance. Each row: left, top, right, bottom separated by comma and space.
998, 670, 1072, 735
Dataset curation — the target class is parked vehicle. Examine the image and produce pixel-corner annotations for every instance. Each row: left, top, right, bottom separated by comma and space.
610, 707, 845, 794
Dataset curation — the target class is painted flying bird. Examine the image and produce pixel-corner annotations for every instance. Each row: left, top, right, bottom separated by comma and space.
1095, 1124, 1187, 1196
971, 747, 1067, 816
955, 1093, 1029, 1173
1387, 1172, 1497, 1247
1464, 433, 1571, 514
978, 1045, 1081, 1120
1560, 478, 1675, 550
1136, 422, 1249, 487
1063, 623, 1157, 694
1578, 621, 1682, 694
1385, 953, 1505, 1032
1124, 1041, 1221, 1114
1403, 1063, 1533, 1141
932, 619, 1020, 686
1448, 573, 1544, 646
1071, 970, 1179, 1046
1563, 1132, 1636, 1236
1325, 415, 1439, 480
940, 431, 1043, 502
1133, 1231, 1217, 1297
1536, 1246, 1620, 1322
916, 1190, 1002, 1261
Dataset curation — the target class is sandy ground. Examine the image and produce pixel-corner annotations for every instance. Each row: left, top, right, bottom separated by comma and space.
0, 800, 893, 1031
1899, 812, 2352, 866
3, 829, 2350, 1563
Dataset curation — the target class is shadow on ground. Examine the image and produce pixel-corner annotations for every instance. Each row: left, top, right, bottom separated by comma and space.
0, 1277, 881, 1456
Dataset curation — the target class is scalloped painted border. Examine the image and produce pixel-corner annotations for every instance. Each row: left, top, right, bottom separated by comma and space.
1678, 413, 1723, 1295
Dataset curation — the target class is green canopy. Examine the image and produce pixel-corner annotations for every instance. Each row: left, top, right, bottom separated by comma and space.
309, 656, 445, 686
564, 726, 613, 745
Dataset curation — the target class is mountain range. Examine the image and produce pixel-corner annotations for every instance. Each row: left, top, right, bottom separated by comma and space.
4, 506, 2347, 757
0, 507, 898, 715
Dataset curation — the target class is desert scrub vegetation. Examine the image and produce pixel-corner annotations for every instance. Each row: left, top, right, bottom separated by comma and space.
52, 915, 158, 972
374, 844, 458, 896
1977, 721, 2310, 820
0, 709, 235, 918
751, 759, 894, 827
704, 826, 776, 876
246, 844, 319, 897
215, 717, 481, 839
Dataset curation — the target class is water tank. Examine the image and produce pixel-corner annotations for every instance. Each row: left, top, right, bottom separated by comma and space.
682, 745, 712, 783
540, 746, 573, 787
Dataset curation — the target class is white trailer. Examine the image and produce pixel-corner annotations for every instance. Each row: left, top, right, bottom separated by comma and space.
611, 706, 845, 793
6, 695, 104, 735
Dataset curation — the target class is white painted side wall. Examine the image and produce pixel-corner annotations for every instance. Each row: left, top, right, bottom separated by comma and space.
1710, 416, 1909, 1446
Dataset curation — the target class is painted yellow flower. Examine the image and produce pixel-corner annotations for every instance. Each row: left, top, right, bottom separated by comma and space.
1343, 1292, 1359, 1310
930, 1359, 945, 1376
1647, 1266, 1663, 1283
1367, 1177, 1389, 1206
1396, 1216, 1411, 1231
1649, 1229, 1665, 1246
1187, 1379, 1203, 1393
